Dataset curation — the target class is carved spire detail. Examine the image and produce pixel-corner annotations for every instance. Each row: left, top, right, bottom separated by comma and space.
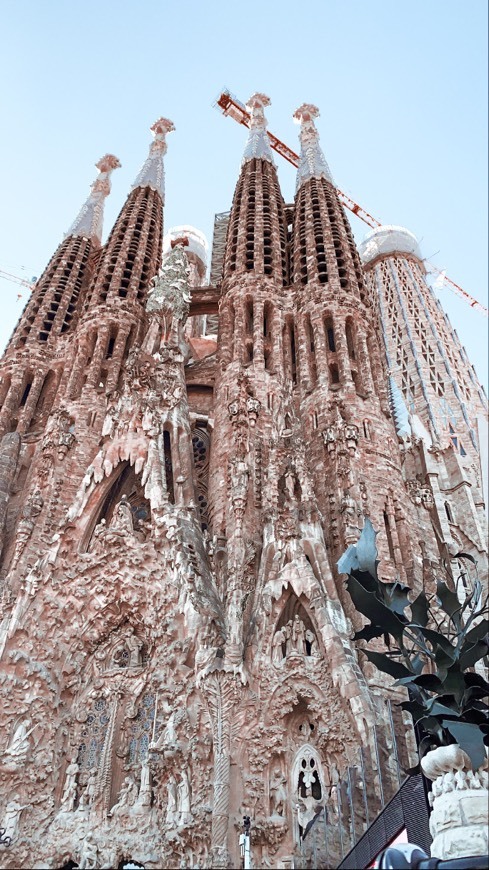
66, 154, 121, 245
131, 117, 175, 200
242, 93, 276, 165
293, 104, 333, 192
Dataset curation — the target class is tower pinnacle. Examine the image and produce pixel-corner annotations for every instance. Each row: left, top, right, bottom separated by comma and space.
66, 154, 121, 245
293, 103, 333, 192
242, 93, 276, 165
131, 117, 175, 200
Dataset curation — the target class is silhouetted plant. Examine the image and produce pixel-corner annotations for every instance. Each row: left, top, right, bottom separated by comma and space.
338, 519, 489, 771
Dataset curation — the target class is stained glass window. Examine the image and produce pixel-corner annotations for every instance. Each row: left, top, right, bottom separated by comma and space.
78, 697, 110, 770
128, 694, 157, 764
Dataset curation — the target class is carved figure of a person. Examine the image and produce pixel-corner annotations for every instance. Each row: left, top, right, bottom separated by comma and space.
269, 767, 287, 817
291, 615, 306, 654
230, 457, 249, 500
344, 423, 359, 451
271, 627, 286, 665
60, 756, 79, 813
77, 832, 98, 870
1, 797, 30, 842
135, 757, 152, 808
80, 767, 98, 810
284, 469, 296, 501
125, 626, 143, 667
110, 497, 134, 537
4, 719, 32, 761
109, 774, 138, 816
284, 620, 292, 656
177, 768, 191, 825
305, 628, 318, 658
166, 773, 178, 826
11, 492, 44, 567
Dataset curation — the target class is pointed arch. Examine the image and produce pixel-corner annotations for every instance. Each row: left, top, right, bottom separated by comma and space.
82, 461, 150, 552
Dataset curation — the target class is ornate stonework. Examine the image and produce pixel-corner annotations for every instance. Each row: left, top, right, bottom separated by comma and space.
0, 99, 486, 869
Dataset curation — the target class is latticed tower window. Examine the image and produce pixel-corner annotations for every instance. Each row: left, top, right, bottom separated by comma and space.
449, 423, 467, 457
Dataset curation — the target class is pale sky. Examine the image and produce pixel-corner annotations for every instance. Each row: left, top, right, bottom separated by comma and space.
0, 0, 487, 388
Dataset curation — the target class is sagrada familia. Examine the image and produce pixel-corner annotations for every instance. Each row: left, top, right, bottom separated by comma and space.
0, 94, 486, 869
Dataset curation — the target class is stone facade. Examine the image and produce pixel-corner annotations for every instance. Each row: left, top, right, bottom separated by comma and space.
0, 97, 486, 869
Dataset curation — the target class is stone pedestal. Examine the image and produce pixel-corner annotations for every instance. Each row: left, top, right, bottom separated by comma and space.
421, 744, 489, 860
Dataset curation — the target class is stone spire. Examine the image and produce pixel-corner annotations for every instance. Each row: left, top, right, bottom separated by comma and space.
131, 117, 175, 201
242, 93, 276, 165
293, 103, 333, 192
66, 154, 121, 245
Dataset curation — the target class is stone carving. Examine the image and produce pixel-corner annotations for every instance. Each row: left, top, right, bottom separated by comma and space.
60, 756, 80, 813
1, 797, 29, 843
271, 627, 287, 665
110, 775, 138, 816
178, 767, 192, 825
10, 491, 44, 569
79, 767, 98, 811
4, 719, 34, 763
166, 773, 178, 826
135, 757, 152, 809
272, 618, 318, 665
269, 767, 287, 817
406, 478, 435, 510
146, 244, 191, 345
229, 456, 249, 533
90, 496, 140, 553
421, 745, 489, 860
76, 832, 98, 870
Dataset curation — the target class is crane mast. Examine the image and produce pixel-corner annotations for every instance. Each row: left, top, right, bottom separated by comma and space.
215, 89, 488, 318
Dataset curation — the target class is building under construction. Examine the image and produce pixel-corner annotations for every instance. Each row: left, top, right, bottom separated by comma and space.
0, 94, 487, 869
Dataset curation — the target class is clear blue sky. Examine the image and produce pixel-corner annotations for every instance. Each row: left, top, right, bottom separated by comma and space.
0, 0, 487, 389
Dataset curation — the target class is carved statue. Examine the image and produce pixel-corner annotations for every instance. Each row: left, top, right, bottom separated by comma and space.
269, 767, 287, 817
177, 768, 191, 825
149, 704, 179, 753
290, 615, 306, 654
59, 756, 79, 813
4, 719, 33, 762
124, 626, 143, 667
230, 457, 249, 501
166, 773, 178, 826
135, 758, 152, 809
11, 491, 44, 568
305, 628, 318, 658
344, 423, 359, 452
109, 775, 138, 816
1, 797, 30, 842
76, 832, 98, 870
271, 627, 286, 665
79, 767, 98, 810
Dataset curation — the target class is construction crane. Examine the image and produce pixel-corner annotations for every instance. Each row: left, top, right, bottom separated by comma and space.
0, 269, 34, 299
215, 89, 488, 318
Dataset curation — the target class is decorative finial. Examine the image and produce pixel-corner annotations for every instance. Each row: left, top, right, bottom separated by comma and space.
293, 103, 333, 192
242, 93, 275, 165
132, 117, 175, 200
66, 154, 121, 244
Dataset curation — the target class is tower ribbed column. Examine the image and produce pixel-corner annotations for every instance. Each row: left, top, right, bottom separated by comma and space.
360, 227, 488, 564
290, 105, 427, 589
0, 155, 120, 437
209, 94, 288, 535
67, 119, 174, 401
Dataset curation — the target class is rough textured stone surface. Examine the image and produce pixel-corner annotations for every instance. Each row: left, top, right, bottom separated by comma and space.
0, 105, 487, 869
